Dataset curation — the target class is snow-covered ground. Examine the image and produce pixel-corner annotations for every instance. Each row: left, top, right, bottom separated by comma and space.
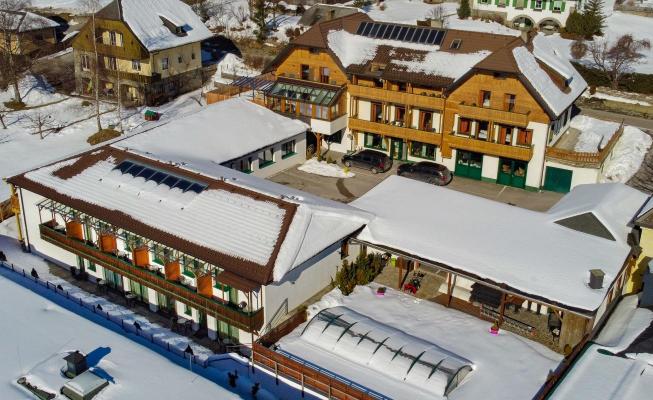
278, 284, 562, 400
539, 11, 653, 75
550, 295, 653, 399
213, 53, 261, 84
298, 158, 355, 178
0, 75, 208, 200
29, 0, 112, 13
601, 125, 653, 183
582, 91, 652, 106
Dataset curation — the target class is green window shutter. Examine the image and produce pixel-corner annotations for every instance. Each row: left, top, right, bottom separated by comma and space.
560, 1, 565, 11
530, 0, 536, 8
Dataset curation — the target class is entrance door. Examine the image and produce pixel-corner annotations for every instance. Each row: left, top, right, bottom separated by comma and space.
498, 158, 528, 189
455, 150, 483, 180
543, 166, 573, 193
390, 138, 404, 160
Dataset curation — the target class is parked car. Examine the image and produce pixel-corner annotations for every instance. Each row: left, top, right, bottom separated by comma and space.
342, 150, 393, 174
397, 161, 453, 186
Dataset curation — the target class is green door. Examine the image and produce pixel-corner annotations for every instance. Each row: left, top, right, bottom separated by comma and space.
498, 158, 528, 189
455, 150, 483, 180
543, 166, 573, 193
390, 138, 404, 160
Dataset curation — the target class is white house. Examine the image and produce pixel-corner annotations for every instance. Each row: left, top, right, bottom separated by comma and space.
472, 0, 585, 31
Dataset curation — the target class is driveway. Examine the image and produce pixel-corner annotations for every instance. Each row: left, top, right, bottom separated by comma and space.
268, 158, 563, 212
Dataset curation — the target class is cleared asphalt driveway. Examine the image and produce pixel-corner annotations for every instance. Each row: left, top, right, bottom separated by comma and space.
269, 158, 563, 212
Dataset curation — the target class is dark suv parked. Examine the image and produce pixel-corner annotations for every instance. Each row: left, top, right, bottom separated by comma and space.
397, 161, 453, 186
342, 150, 393, 174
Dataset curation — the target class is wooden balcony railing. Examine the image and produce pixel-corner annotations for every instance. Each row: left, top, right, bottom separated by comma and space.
348, 84, 445, 110
446, 133, 534, 161
39, 222, 264, 332
99, 68, 158, 84
348, 118, 442, 146
545, 124, 624, 168
458, 103, 530, 127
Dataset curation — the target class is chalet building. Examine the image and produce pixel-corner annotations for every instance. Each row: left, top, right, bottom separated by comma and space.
471, 0, 584, 31
262, 13, 588, 191
7, 129, 369, 345
0, 10, 58, 56
351, 176, 648, 353
121, 97, 309, 178
71, 0, 213, 106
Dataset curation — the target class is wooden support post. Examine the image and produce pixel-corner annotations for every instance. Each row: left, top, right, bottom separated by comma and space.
397, 258, 403, 289
498, 293, 507, 326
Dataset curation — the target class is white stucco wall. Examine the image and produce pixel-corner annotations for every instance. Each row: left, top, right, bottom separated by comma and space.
223, 132, 306, 178
543, 160, 601, 190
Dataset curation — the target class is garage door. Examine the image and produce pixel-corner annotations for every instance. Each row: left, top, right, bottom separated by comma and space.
543, 167, 572, 193
454, 150, 483, 180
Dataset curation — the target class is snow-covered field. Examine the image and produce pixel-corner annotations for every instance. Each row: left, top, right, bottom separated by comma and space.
298, 158, 355, 178
278, 284, 562, 400
582, 91, 652, 106
29, 0, 112, 13
0, 75, 208, 200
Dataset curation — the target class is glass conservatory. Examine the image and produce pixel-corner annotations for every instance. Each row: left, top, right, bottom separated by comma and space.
300, 307, 474, 397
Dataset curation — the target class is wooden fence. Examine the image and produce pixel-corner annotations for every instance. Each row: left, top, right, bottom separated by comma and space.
545, 123, 624, 168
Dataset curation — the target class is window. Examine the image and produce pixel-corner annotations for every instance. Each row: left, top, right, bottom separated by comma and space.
105, 56, 117, 70
534, 0, 543, 9
397, 82, 407, 92
517, 128, 533, 146
161, 57, 169, 70
132, 59, 141, 71
109, 31, 117, 46
191, 52, 196, 60
553, 0, 563, 11
499, 125, 513, 145
458, 117, 472, 135
420, 111, 434, 131
479, 0, 490, 3
178, 55, 183, 64
504, 93, 516, 112
450, 39, 462, 49
373, 78, 384, 88
364, 133, 386, 150
309, 48, 320, 54
259, 147, 275, 168
282, 140, 296, 159
497, 0, 507, 5
410, 141, 437, 160
319, 67, 330, 84
515, 0, 525, 7
479, 90, 491, 107
239, 158, 252, 173
183, 303, 192, 316
394, 106, 406, 126
80, 54, 90, 71
300, 64, 310, 80
371, 102, 383, 123
476, 121, 489, 140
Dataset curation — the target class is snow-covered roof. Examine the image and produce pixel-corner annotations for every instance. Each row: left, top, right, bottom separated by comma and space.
0, 10, 58, 32
11, 146, 369, 284
115, 98, 307, 166
351, 176, 647, 312
64, 371, 107, 396
550, 296, 653, 400
513, 35, 587, 117
569, 115, 621, 152
107, 0, 213, 52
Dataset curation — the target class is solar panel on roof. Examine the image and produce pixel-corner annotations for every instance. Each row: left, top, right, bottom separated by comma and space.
173, 179, 192, 191
136, 167, 156, 179
126, 164, 144, 176
397, 26, 408, 41
426, 30, 438, 44
369, 23, 380, 37
388, 26, 400, 40
434, 30, 445, 45
383, 25, 394, 39
405, 27, 416, 42
356, 22, 367, 35
188, 183, 206, 194
419, 29, 430, 43
161, 175, 179, 187
375, 24, 387, 38
362, 22, 372, 36
150, 171, 167, 184
116, 161, 133, 173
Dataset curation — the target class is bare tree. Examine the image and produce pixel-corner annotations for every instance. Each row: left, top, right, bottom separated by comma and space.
0, 104, 8, 128
192, 0, 227, 22
0, 0, 33, 104
230, 4, 249, 26
81, 0, 103, 132
26, 111, 54, 139
589, 34, 651, 89
426, 4, 448, 28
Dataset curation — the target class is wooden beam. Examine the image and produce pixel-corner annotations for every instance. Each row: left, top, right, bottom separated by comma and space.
498, 293, 507, 326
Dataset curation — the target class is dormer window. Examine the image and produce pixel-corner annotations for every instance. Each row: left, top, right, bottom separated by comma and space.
450, 39, 462, 50
159, 15, 188, 37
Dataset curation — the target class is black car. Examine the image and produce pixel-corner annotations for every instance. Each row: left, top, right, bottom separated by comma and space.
342, 149, 393, 174
397, 161, 453, 185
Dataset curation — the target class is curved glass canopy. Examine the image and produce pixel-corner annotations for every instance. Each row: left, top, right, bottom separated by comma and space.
301, 306, 474, 397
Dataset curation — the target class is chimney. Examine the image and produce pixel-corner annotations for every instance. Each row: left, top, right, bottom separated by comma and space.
520, 30, 529, 44
589, 269, 605, 289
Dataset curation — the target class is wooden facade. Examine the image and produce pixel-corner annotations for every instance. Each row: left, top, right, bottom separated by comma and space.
274, 48, 348, 86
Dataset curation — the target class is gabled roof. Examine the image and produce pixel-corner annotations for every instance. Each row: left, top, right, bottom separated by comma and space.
351, 177, 647, 313
95, 0, 213, 52
635, 196, 653, 229
0, 10, 58, 32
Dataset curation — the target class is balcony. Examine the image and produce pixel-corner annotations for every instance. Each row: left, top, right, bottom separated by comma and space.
348, 84, 445, 110
458, 103, 530, 127
348, 118, 442, 146
446, 133, 533, 161
39, 222, 264, 332
99, 68, 157, 84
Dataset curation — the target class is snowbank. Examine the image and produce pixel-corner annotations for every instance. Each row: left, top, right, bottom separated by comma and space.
213, 53, 261, 84
297, 158, 355, 178
583, 91, 652, 107
570, 115, 621, 152
600, 126, 652, 183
